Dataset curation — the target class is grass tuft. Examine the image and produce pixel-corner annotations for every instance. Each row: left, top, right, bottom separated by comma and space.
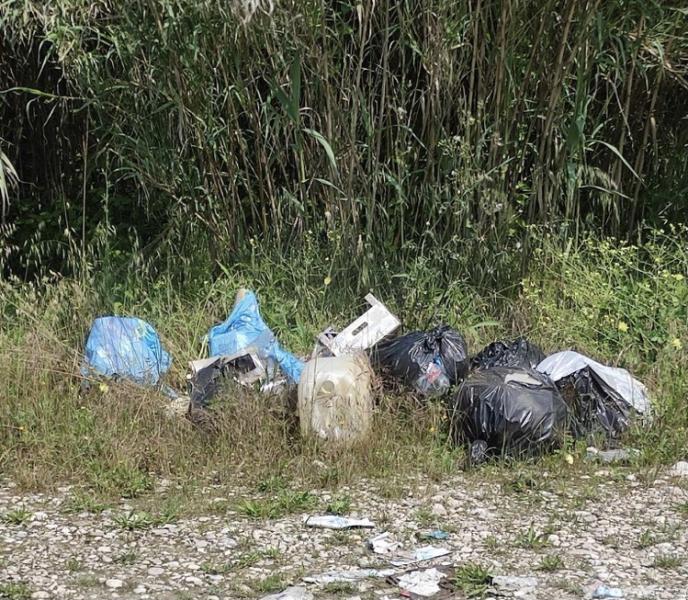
453, 563, 493, 598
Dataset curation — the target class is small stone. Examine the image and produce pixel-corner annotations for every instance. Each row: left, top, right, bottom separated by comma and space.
134, 586, 146, 594
185, 576, 203, 586
492, 576, 538, 590
147, 567, 165, 577
431, 503, 447, 517
105, 579, 123, 589
31, 593, 50, 599
669, 461, 688, 477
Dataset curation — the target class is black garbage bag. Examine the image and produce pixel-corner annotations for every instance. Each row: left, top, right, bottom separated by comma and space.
449, 367, 568, 461
556, 370, 633, 439
370, 325, 469, 395
471, 338, 545, 371
537, 351, 651, 439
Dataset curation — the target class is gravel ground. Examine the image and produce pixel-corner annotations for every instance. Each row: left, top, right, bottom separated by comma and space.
1, 468, 687, 600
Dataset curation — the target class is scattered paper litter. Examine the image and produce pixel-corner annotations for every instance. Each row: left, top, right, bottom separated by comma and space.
397, 568, 446, 597
389, 545, 451, 567
303, 568, 396, 584
368, 532, 403, 554
303, 515, 375, 529
260, 586, 314, 600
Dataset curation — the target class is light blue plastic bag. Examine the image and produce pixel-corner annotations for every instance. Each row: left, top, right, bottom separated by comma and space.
208, 291, 304, 383
82, 316, 171, 386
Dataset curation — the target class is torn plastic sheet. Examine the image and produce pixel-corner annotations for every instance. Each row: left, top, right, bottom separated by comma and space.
537, 351, 651, 437
82, 316, 171, 387
303, 568, 396, 584
388, 545, 451, 567
304, 515, 375, 529
396, 568, 447, 597
187, 354, 266, 408
368, 532, 403, 554
260, 587, 314, 600
208, 291, 304, 383
471, 338, 545, 371
450, 367, 568, 459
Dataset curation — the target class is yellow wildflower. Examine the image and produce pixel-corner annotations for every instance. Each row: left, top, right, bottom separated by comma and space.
324, 276, 332, 286
671, 338, 683, 351
617, 321, 629, 333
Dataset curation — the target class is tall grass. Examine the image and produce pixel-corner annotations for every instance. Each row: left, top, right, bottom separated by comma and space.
0, 230, 685, 496
1, 0, 687, 281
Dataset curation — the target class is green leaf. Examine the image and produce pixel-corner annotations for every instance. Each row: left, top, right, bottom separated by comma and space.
303, 128, 337, 172
590, 140, 642, 182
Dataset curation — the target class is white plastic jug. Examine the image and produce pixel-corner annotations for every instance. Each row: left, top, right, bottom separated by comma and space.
298, 354, 373, 442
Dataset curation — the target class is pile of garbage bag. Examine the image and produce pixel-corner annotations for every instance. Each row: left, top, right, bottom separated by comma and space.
79, 289, 652, 457
371, 326, 469, 396
449, 367, 568, 462
471, 338, 545, 371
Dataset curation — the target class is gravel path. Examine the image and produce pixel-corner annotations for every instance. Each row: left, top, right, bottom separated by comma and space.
1, 469, 687, 600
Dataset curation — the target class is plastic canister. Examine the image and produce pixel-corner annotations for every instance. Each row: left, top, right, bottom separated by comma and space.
298, 354, 373, 442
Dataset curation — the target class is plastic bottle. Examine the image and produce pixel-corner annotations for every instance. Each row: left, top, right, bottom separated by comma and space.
298, 354, 373, 442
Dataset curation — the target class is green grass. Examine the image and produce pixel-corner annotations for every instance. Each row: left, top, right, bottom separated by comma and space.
652, 554, 683, 570
235, 490, 318, 520
515, 525, 550, 550
453, 563, 493, 598
201, 561, 234, 575
538, 554, 565, 572
0, 582, 31, 600
1, 508, 32, 525
323, 582, 356, 595
114, 551, 138, 565
63, 492, 109, 514
252, 574, 286, 594
637, 530, 656, 549
112, 511, 155, 531
326, 495, 351, 516
65, 558, 82, 572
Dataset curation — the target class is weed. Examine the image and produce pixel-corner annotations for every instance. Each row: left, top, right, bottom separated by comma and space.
484, 535, 499, 552
323, 581, 356, 595
675, 502, 688, 516
0, 583, 31, 600
75, 575, 98, 588
235, 490, 317, 520
65, 558, 82, 572
325, 532, 355, 547
207, 499, 229, 515
256, 475, 288, 493
515, 525, 549, 550
326, 496, 351, 516
1, 507, 32, 525
201, 561, 233, 575
453, 563, 493, 598
63, 492, 109, 514
252, 574, 285, 593
414, 507, 435, 527
113, 511, 154, 531
552, 579, 584, 595
538, 555, 564, 572
263, 547, 281, 560
637, 530, 656, 549
235, 552, 262, 569
601, 535, 620, 549
114, 551, 138, 565
653, 554, 683, 569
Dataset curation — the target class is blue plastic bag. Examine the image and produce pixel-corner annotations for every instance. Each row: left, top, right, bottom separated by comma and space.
82, 317, 171, 386
208, 291, 304, 383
